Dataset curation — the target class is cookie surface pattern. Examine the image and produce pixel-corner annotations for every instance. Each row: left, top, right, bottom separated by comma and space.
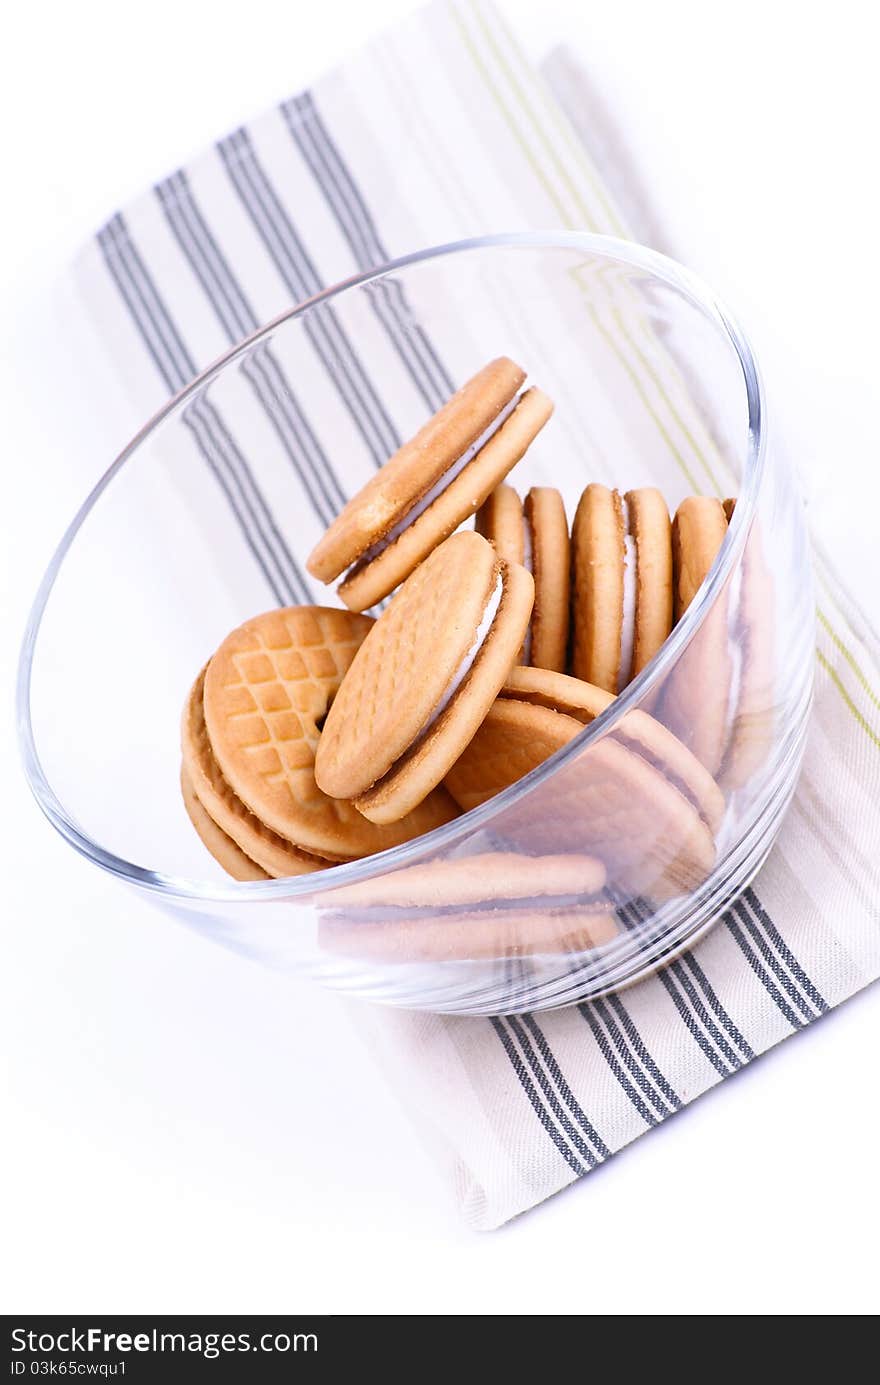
204, 606, 458, 858
182, 668, 336, 877
355, 557, 534, 823
317, 534, 499, 799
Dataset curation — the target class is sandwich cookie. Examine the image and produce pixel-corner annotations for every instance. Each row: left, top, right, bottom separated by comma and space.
317, 852, 617, 961
182, 668, 339, 877
662, 496, 732, 776
315, 531, 534, 824
307, 357, 553, 612
201, 606, 459, 864
476, 484, 570, 671
672, 495, 729, 620
501, 666, 725, 834
444, 667, 718, 898
571, 485, 673, 694
180, 765, 269, 882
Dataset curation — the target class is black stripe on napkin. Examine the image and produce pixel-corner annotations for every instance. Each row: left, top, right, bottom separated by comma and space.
491, 1018, 588, 1177
622, 901, 751, 1075
742, 888, 829, 1014
580, 1000, 670, 1128
667, 960, 745, 1071
155, 170, 348, 526
603, 994, 682, 1111
521, 1014, 611, 1159
97, 215, 309, 606
725, 909, 806, 1030
282, 91, 455, 411
217, 127, 401, 466
504, 1016, 606, 1167
679, 951, 755, 1061
730, 899, 821, 1026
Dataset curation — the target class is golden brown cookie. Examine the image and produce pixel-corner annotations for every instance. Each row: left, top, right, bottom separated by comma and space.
571, 484, 672, 693
477, 484, 570, 671
203, 606, 459, 859
627, 487, 673, 676
316, 531, 534, 824
317, 852, 617, 961
475, 482, 524, 564
444, 669, 717, 899
180, 766, 268, 882
182, 668, 337, 876
307, 357, 553, 611
672, 495, 729, 620
526, 488, 571, 673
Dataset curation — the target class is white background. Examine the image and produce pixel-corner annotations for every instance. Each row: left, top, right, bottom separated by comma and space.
2, 0, 879, 1315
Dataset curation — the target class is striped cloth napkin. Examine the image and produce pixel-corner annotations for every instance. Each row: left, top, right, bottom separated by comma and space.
73, 0, 880, 1229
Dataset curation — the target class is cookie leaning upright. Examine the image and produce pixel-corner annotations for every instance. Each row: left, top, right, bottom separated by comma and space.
672, 495, 729, 619
307, 357, 553, 611
315, 531, 534, 824
571, 484, 672, 693
476, 484, 570, 671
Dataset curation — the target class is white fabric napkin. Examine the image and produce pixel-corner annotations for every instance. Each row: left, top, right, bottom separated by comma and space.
72, 0, 880, 1229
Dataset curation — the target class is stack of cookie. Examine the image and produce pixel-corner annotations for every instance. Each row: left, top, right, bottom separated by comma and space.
181, 355, 761, 954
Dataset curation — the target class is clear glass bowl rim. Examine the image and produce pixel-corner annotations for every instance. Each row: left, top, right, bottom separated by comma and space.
17, 230, 766, 904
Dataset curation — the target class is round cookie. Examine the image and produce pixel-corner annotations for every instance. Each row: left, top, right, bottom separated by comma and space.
307, 357, 554, 612
662, 496, 732, 776
180, 766, 268, 882
203, 606, 459, 859
476, 485, 570, 671
315, 531, 534, 824
444, 669, 716, 898
318, 852, 617, 961
182, 668, 337, 877
571, 484, 672, 693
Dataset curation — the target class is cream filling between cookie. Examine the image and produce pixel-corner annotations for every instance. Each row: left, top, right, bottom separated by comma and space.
415, 573, 504, 744
347, 394, 522, 576
521, 514, 534, 665
618, 497, 638, 693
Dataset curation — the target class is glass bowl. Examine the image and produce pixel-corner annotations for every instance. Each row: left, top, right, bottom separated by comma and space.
17, 233, 814, 1015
